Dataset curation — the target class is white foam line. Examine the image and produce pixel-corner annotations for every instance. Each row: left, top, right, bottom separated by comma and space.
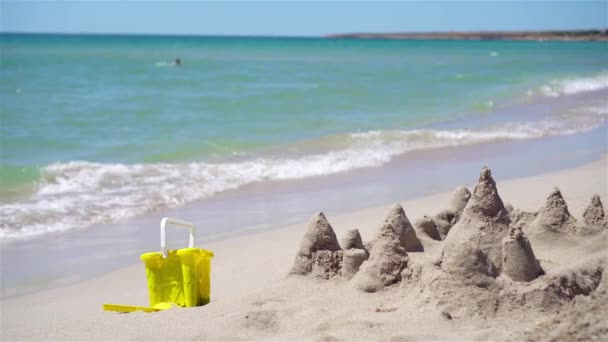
540, 72, 608, 97
1, 114, 606, 240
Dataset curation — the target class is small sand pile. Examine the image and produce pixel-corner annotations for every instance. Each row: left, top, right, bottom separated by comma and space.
527, 187, 578, 236
415, 186, 471, 240
340, 229, 369, 279
582, 194, 607, 228
439, 167, 510, 285
290, 212, 343, 279
501, 227, 543, 282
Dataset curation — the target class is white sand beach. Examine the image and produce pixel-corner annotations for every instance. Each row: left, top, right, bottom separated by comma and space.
2, 155, 606, 341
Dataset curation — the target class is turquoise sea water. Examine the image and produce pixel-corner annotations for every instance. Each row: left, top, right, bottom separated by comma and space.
1, 34, 607, 239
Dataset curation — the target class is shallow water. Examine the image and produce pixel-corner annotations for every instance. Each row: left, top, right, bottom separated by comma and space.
1, 34, 607, 239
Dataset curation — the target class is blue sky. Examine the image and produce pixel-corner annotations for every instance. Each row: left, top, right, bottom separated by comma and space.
1, 1, 606, 36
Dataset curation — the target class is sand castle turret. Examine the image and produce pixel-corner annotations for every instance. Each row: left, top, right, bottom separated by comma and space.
384, 204, 423, 252
582, 195, 606, 227
354, 204, 414, 292
465, 168, 508, 219
502, 227, 543, 282
440, 167, 510, 282
538, 187, 576, 228
291, 212, 343, 279
340, 229, 369, 279
529, 187, 578, 236
354, 222, 410, 292
340, 229, 365, 250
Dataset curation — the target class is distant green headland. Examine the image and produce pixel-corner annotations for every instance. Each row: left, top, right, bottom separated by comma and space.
325, 30, 608, 41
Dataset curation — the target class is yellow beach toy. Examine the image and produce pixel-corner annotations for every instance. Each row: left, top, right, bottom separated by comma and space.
103, 218, 214, 313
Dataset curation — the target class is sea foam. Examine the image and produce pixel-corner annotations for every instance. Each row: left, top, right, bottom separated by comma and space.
540, 72, 608, 97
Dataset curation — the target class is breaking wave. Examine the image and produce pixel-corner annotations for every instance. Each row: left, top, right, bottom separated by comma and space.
1, 111, 606, 240
540, 72, 608, 97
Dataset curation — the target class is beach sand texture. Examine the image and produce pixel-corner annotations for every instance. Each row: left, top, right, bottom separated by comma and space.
1, 156, 606, 341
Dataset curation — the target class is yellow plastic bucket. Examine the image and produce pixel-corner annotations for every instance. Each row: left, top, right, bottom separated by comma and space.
140, 218, 214, 308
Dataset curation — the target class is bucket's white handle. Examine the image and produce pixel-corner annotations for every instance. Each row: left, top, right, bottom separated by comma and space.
160, 217, 195, 258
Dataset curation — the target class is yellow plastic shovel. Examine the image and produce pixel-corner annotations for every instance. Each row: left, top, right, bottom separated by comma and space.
103, 302, 172, 313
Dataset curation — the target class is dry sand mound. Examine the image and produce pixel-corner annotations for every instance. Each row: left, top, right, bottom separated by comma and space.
439, 167, 510, 284
419, 245, 605, 320
291, 212, 343, 279
510, 268, 608, 342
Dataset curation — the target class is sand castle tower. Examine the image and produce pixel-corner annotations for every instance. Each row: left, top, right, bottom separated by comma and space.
528, 187, 578, 236
502, 227, 543, 282
582, 195, 607, 227
291, 212, 343, 279
353, 222, 409, 292
384, 204, 423, 252
353, 204, 414, 292
340, 229, 369, 279
440, 167, 511, 282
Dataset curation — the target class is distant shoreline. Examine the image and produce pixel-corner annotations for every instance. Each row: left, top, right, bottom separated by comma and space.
2, 30, 607, 41
325, 30, 608, 41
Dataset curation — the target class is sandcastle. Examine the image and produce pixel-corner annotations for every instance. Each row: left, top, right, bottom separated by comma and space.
290, 212, 343, 279
290, 213, 369, 280
289, 165, 605, 320
289, 204, 421, 291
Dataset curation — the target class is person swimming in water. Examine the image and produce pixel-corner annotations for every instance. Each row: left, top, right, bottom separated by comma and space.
175, 58, 181, 66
